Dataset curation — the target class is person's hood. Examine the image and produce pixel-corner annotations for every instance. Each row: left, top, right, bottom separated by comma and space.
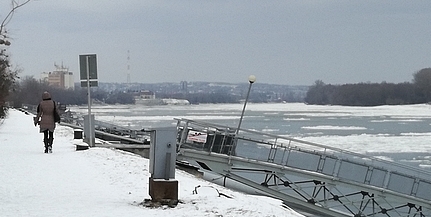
42, 91, 51, 100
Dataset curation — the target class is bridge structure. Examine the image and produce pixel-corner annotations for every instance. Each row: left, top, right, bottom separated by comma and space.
175, 118, 431, 217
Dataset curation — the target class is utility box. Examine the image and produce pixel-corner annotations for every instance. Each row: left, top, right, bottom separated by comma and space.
149, 127, 177, 179
83, 114, 95, 146
148, 127, 178, 202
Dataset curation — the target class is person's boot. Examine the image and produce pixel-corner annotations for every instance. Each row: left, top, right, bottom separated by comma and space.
48, 138, 54, 153
44, 140, 49, 153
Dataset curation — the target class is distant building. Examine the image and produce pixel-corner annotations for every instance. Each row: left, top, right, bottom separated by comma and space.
133, 90, 190, 105
180, 81, 188, 93
41, 63, 75, 90
135, 90, 156, 100
133, 90, 163, 105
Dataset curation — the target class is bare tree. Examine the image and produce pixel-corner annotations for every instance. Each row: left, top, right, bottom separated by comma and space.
0, 0, 32, 118
1, 0, 32, 44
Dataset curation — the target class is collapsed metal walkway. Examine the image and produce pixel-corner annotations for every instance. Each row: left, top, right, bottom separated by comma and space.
175, 118, 431, 217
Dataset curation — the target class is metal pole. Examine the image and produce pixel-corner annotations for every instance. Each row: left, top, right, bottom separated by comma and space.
236, 82, 253, 135
231, 75, 255, 156
86, 56, 93, 147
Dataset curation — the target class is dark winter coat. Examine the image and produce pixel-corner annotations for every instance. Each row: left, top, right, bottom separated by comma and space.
35, 92, 57, 132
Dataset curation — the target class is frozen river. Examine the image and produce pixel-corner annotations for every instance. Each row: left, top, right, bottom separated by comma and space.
69, 103, 431, 170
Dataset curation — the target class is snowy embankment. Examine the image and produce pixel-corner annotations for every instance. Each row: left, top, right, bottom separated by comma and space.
0, 109, 303, 217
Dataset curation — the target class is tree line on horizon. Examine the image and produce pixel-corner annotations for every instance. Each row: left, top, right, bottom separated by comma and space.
4, 78, 291, 107
3, 75, 306, 109
304, 68, 431, 106
6, 76, 135, 107
2, 63, 430, 119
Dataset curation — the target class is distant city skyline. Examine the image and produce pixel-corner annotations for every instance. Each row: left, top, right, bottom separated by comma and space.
3, 1, 431, 86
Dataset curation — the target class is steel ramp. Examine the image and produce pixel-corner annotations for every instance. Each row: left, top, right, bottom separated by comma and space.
176, 118, 431, 217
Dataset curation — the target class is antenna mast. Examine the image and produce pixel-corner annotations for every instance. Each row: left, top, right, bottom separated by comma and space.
127, 50, 131, 84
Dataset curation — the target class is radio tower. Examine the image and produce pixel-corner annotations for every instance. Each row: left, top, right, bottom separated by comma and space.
127, 50, 131, 84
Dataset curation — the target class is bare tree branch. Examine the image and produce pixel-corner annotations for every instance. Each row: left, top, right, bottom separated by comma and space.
0, 0, 32, 36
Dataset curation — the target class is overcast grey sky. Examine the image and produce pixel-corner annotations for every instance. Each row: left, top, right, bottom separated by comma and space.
2, 0, 431, 85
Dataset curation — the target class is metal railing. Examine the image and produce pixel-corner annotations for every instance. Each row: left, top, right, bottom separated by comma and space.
176, 118, 431, 205
60, 110, 149, 142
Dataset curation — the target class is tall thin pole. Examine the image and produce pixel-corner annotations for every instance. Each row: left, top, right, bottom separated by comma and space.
127, 50, 131, 84
236, 82, 252, 135
231, 75, 255, 156
86, 56, 93, 147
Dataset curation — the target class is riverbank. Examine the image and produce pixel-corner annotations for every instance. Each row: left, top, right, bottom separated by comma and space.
0, 109, 303, 217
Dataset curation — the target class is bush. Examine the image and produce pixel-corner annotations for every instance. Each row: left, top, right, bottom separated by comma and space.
0, 50, 18, 119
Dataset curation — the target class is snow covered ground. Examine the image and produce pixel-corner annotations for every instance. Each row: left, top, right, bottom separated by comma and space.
0, 109, 304, 217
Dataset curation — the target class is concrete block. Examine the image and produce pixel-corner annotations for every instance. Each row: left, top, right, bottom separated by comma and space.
149, 177, 178, 202
74, 129, 83, 139
74, 141, 89, 151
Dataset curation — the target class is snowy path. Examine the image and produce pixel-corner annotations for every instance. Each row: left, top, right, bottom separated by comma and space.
0, 110, 147, 216
0, 109, 303, 217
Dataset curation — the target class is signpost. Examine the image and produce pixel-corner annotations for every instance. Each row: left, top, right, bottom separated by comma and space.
79, 54, 98, 147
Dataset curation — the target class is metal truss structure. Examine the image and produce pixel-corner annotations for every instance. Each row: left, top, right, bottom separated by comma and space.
176, 118, 431, 217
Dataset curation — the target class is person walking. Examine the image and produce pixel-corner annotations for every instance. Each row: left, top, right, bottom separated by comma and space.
34, 91, 59, 153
